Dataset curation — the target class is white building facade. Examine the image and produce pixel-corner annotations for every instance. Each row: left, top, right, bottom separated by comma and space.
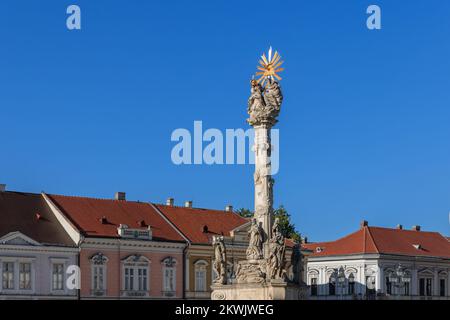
304, 222, 450, 300
0, 190, 79, 300
0, 232, 78, 299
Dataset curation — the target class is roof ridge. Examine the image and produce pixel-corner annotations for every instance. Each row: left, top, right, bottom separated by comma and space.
312, 228, 366, 245
155, 203, 230, 213
369, 225, 440, 235
49, 193, 147, 204
365, 226, 380, 253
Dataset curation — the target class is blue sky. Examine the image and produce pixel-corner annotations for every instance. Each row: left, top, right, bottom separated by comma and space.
1, 1, 449, 241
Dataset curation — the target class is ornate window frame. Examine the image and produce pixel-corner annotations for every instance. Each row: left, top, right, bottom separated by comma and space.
194, 260, 208, 292
90, 253, 108, 296
161, 257, 177, 297
121, 254, 150, 297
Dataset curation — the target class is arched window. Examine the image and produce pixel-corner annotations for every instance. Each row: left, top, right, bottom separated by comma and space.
348, 273, 355, 295
307, 270, 319, 297
329, 274, 336, 296
90, 253, 108, 296
438, 271, 447, 297
194, 260, 208, 292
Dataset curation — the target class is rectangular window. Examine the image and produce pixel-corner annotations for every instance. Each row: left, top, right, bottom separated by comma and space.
348, 281, 355, 295
19, 263, 31, 290
52, 263, 64, 291
426, 278, 432, 296
385, 277, 392, 295
195, 270, 206, 292
404, 282, 410, 296
310, 278, 318, 296
138, 268, 147, 291
93, 266, 104, 290
419, 278, 425, 296
125, 268, 134, 291
164, 268, 175, 292
2, 262, 14, 289
329, 282, 336, 296
440, 279, 446, 297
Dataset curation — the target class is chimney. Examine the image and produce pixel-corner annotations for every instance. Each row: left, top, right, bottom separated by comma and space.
412, 225, 421, 231
115, 192, 126, 201
0, 184, 6, 192
138, 220, 146, 227
225, 205, 233, 212
166, 197, 174, 206
185, 200, 193, 208
396, 224, 403, 230
360, 220, 368, 228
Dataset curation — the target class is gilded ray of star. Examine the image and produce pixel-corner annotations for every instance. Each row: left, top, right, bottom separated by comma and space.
255, 47, 284, 86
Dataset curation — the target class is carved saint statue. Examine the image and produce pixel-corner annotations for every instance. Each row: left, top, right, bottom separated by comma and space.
246, 219, 263, 260
247, 78, 283, 126
268, 217, 286, 280
212, 236, 227, 285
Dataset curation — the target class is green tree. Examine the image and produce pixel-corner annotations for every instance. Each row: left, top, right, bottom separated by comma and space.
236, 205, 301, 243
273, 205, 301, 243
235, 208, 254, 218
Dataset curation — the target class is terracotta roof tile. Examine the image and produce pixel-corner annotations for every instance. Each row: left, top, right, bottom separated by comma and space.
48, 194, 184, 242
304, 226, 450, 259
155, 204, 248, 244
0, 192, 75, 246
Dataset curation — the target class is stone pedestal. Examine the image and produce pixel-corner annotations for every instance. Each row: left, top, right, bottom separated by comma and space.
211, 282, 307, 300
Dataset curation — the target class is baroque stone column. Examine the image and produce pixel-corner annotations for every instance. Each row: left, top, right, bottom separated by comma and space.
211, 48, 307, 300
247, 77, 282, 259
252, 123, 275, 257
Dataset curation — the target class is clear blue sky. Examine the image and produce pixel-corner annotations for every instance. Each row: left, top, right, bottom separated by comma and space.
1, 1, 449, 241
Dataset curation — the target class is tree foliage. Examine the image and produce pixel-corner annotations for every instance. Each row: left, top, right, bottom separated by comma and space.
236, 205, 302, 243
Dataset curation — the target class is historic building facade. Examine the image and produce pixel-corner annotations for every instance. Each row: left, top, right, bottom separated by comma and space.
0, 189, 78, 299
154, 200, 250, 299
304, 221, 450, 300
44, 192, 187, 299
154, 199, 304, 299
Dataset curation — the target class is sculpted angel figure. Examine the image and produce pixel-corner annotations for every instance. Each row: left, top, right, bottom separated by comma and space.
268, 217, 286, 280
248, 79, 265, 113
247, 80, 266, 125
246, 219, 263, 260
264, 79, 283, 114
212, 236, 227, 285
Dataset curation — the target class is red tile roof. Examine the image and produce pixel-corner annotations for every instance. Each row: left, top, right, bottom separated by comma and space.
0, 192, 75, 246
47, 194, 184, 242
154, 204, 248, 244
303, 226, 450, 259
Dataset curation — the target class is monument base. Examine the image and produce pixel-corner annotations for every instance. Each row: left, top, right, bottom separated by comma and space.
211, 282, 308, 300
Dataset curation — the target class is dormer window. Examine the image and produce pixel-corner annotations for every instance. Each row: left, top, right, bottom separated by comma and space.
316, 247, 323, 253
138, 220, 146, 227
117, 224, 152, 240
413, 244, 422, 250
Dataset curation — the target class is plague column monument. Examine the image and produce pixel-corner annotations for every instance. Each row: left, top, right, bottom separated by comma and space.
211, 48, 305, 300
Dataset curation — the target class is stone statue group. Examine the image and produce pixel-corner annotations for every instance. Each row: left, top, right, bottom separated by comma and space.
212, 217, 288, 285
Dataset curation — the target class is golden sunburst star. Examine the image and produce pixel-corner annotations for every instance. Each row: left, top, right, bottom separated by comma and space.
255, 46, 284, 86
